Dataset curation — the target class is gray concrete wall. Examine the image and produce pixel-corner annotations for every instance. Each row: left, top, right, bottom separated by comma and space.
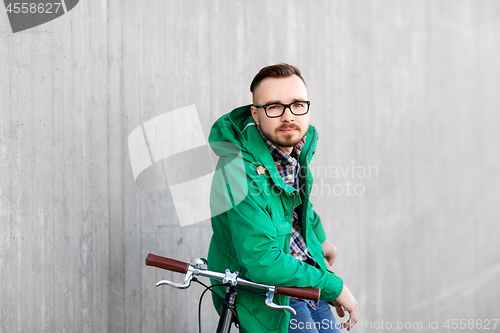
1, 1, 499, 332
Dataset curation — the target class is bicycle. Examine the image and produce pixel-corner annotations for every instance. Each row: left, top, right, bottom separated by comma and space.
145, 253, 321, 333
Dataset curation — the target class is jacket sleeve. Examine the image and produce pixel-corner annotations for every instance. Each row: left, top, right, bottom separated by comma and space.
221, 158, 343, 301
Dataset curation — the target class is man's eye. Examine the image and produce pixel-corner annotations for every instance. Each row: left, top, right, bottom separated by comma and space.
268, 105, 280, 110
294, 102, 305, 108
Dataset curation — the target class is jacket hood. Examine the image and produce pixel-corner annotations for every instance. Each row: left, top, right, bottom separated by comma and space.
208, 105, 256, 158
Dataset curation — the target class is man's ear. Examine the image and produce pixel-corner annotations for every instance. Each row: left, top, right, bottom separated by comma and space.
250, 105, 260, 126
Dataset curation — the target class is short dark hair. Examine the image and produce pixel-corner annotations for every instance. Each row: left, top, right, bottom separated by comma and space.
250, 63, 306, 93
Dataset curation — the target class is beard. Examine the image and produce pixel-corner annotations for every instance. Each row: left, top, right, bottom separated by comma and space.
259, 123, 306, 149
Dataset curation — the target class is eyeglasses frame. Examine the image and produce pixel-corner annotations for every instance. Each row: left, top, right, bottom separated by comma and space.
253, 101, 311, 118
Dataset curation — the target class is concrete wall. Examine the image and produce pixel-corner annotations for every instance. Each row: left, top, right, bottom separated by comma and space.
1, 1, 499, 332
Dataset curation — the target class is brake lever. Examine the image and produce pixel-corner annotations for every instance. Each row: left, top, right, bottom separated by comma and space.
156, 270, 194, 289
264, 289, 296, 315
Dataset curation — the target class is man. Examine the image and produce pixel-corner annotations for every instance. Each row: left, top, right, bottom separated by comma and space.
207, 64, 358, 333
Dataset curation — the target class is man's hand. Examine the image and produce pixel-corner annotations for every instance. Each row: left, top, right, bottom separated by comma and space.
321, 239, 337, 268
331, 284, 359, 331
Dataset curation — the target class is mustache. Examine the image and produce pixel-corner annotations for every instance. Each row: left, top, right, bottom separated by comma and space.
278, 124, 300, 130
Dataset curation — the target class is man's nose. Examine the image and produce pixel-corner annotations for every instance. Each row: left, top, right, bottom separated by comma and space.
280, 106, 295, 121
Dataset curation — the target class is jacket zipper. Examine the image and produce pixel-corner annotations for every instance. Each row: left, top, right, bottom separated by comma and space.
293, 129, 316, 239
298, 128, 316, 220
300, 128, 316, 166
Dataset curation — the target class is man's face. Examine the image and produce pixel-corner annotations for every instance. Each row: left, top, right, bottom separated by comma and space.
250, 75, 310, 154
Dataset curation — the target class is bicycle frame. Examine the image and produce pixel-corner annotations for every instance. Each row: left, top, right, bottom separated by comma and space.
216, 286, 238, 333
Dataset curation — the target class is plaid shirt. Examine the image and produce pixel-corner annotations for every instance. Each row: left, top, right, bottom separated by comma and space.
257, 128, 317, 265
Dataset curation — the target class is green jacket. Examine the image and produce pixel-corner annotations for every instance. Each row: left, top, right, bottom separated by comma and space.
207, 105, 343, 333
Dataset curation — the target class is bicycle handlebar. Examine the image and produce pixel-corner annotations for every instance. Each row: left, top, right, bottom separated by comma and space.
274, 286, 320, 301
146, 253, 190, 274
145, 253, 321, 302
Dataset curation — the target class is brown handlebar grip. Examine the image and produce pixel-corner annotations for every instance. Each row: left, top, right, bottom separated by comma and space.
145, 253, 190, 274
275, 286, 321, 302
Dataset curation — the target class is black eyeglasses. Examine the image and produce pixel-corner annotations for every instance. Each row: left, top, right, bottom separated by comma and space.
253, 101, 310, 118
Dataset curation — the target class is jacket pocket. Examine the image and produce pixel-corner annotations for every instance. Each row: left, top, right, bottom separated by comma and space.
272, 217, 292, 253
